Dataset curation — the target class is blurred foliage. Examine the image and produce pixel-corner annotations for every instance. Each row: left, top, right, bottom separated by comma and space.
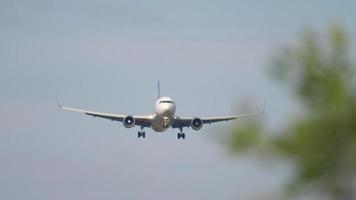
229, 24, 356, 200
228, 121, 262, 153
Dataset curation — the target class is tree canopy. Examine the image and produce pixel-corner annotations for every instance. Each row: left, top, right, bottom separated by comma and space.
229, 24, 356, 200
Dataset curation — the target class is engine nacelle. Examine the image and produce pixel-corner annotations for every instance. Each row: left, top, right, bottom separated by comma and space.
191, 118, 203, 130
123, 116, 135, 128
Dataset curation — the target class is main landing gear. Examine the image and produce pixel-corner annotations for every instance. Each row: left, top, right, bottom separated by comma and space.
138, 127, 145, 138
177, 128, 185, 140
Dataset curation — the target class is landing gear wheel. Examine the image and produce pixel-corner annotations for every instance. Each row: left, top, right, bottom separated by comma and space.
138, 128, 146, 138
138, 131, 145, 138
177, 133, 185, 139
177, 128, 185, 140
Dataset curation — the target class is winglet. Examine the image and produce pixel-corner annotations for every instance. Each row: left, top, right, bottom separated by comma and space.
260, 100, 266, 114
56, 95, 63, 108
157, 80, 161, 99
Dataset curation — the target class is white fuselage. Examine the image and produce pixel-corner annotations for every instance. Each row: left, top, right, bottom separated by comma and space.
151, 97, 176, 132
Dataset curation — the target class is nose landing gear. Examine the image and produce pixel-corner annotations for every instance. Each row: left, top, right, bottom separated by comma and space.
177, 128, 185, 139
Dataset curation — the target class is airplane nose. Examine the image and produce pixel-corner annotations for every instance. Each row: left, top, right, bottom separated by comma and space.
164, 104, 172, 112
162, 104, 175, 114
169, 104, 176, 113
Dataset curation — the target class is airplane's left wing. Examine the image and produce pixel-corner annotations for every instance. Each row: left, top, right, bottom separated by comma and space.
58, 103, 152, 128
172, 103, 265, 129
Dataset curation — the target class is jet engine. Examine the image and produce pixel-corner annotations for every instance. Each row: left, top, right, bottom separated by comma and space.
123, 116, 135, 128
191, 118, 203, 130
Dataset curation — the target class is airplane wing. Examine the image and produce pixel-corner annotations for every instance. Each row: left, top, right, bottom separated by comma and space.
58, 102, 152, 128
172, 103, 265, 129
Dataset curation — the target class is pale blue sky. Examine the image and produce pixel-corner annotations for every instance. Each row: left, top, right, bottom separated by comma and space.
1, 0, 356, 199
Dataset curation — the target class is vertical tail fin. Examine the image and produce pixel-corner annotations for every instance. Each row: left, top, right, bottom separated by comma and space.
157, 80, 161, 99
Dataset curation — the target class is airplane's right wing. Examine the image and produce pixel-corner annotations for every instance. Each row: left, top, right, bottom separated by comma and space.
58, 103, 152, 128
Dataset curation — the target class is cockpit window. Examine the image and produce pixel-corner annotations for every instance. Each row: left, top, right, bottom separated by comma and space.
159, 100, 173, 104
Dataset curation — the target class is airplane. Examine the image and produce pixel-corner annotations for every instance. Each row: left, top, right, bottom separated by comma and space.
58, 81, 265, 139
